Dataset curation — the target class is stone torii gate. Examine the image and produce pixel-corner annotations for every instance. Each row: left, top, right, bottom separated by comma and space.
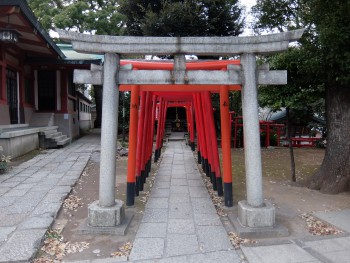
57, 29, 304, 231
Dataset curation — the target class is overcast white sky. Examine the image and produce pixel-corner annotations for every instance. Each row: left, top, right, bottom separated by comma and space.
240, 0, 257, 8
240, 0, 257, 35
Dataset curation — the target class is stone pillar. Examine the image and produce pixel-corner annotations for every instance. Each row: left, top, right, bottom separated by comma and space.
238, 53, 275, 227
88, 53, 125, 227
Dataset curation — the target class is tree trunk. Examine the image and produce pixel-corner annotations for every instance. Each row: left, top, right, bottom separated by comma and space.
286, 107, 296, 182
309, 84, 350, 193
93, 85, 103, 128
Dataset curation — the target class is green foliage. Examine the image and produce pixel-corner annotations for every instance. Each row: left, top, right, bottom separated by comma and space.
310, 0, 350, 86
0, 147, 11, 174
119, 0, 244, 37
28, 0, 124, 35
253, 0, 326, 124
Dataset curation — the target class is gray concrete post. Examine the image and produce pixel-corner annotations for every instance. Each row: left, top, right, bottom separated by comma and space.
99, 53, 119, 207
240, 53, 263, 208
238, 53, 275, 228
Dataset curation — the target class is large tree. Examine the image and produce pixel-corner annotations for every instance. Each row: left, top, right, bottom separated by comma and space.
252, 0, 350, 193
118, 0, 244, 37
307, 0, 350, 193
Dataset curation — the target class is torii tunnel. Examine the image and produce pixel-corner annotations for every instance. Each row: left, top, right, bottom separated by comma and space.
118, 60, 241, 207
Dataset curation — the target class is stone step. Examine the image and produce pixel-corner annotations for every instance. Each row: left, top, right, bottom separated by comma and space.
52, 135, 67, 142
56, 137, 71, 146
46, 132, 62, 139
39, 126, 59, 136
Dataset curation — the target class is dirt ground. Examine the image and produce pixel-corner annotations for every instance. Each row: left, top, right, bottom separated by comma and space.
34, 145, 350, 261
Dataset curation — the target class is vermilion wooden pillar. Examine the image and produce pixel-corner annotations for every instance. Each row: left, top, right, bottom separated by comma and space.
140, 92, 151, 185
136, 91, 146, 192
220, 86, 233, 207
204, 91, 223, 196
126, 85, 140, 206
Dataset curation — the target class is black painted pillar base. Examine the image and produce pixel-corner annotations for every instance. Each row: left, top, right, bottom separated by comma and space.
141, 170, 146, 184
216, 177, 223, 196
212, 172, 217, 191
146, 160, 151, 177
139, 172, 144, 191
224, 182, 233, 207
198, 151, 202, 164
135, 176, 140, 196
126, 182, 135, 206
191, 142, 195, 151
154, 149, 159, 162
205, 159, 210, 176
208, 164, 212, 181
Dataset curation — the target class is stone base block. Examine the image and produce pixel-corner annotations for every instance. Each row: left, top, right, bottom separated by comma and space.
79, 211, 133, 235
88, 200, 125, 227
238, 200, 275, 228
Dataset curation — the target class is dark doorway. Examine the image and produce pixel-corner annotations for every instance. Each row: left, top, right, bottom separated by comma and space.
6, 68, 18, 124
38, 70, 56, 111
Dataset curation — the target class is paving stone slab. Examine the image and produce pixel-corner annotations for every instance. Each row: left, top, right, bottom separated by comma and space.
4, 176, 28, 183
14, 183, 36, 190
193, 213, 222, 226
19, 215, 54, 230
196, 226, 233, 252
241, 243, 320, 263
0, 175, 13, 183
0, 187, 10, 195
187, 251, 241, 263
170, 185, 189, 194
48, 186, 72, 195
189, 187, 209, 198
146, 197, 169, 209
136, 223, 167, 238
187, 180, 204, 187
0, 196, 18, 208
170, 178, 188, 186
153, 181, 171, 189
31, 202, 62, 217
0, 228, 47, 262
168, 202, 192, 219
2, 188, 29, 197
129, 238, 164, 261
0, 182, 20, 188
142, 208, 168, 223
305, 236, 350, 262
0, 226, 16, 242
168, 219, 195, 234
169, 193, 190, 204
0, 212, 27, 227
191, 198, 217, 215
156, 175, 171, 182
131, 255, 188, 263
150, 188, 170, 198
165, 234, 200, 257
171, 172, 186, 179
315, 209, 350, 232
40, 193, 69, 204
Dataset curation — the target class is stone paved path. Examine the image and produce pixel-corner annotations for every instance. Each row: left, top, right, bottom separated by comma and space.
0, 134, 100, 263
128, 140, 241, 263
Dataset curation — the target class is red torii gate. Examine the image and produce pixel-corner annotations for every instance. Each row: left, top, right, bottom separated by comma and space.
120, 60, 241, 206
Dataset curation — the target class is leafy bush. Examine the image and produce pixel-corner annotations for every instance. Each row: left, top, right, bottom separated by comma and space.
0, 146, 11, 174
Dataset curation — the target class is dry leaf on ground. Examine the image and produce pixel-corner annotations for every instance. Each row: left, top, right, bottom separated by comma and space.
228, 232, 257, 249
63, 195, 83, 211
111, 241, 133, 258
300, 213, 343, 236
